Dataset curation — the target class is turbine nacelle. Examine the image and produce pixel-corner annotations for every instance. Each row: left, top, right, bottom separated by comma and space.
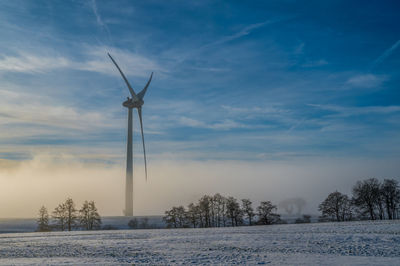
123, 97, 144, 108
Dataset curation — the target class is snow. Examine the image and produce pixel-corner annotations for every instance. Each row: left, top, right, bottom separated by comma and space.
0, 220, 399, 265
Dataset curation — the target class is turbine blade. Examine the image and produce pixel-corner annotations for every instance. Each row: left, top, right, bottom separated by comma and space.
137, 107, 147, 181
137, 72, 153, 100
108, 53, 138, 100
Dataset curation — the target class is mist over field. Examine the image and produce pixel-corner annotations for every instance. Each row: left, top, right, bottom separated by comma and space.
1, 153, 398, 218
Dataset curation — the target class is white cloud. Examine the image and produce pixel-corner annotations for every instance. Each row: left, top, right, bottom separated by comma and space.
346, 74, 387, 88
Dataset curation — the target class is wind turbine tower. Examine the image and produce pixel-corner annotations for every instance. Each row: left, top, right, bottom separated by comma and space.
108, 53, 153, 216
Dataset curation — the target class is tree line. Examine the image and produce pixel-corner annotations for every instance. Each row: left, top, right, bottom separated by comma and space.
35, 178, 398, 232
37, 198, 101, 232
128, 217, 150, 229
163, 194, 282, 228
319, 178, 400, 222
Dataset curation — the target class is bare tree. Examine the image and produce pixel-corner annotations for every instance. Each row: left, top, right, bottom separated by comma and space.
52, 203, 67, 231
198, 195, 212, 227
352, 178, 381, 220
64, 198, 78, 231
319, 191, 353, 222
164, 208, 178, 228
37, 206, 51, 232
79, 200, 101, 230
257, 201, 280, 225
241, 199, 255, 226
128, 218, 139, 229
164, 194, 291, 229
163, 206, 186, 228
88, 201, 101, 229
213, 194, 226, 227
341, 195, 354, 221
209, 196, 216, 227
376, 188, 385, 220
226, 196, 242, 226
140, 217, 150, 229
177, 207, 186, 228
79, 201, 91, 230
186, 203, 200, 228
381, 179, 400, 220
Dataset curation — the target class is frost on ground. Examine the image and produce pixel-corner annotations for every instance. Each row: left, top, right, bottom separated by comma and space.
0, 220, 399, 265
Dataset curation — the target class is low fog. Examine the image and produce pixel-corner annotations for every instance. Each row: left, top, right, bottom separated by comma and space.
0, 153, 399, 218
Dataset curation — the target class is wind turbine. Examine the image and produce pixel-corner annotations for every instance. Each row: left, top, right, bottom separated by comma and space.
108, 53, 153, 217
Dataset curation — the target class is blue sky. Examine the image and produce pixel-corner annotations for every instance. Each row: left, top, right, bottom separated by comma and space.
0, 1, 399, 216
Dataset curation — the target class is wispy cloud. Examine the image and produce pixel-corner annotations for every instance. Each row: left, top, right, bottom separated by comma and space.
168, 17, 293, 66
81, 46, 164, 78
179, 116, 248, 130
210, 21, 270, 46
221, 105, 294, 125
0, 47, 163, 77
346, 74, 387, 88
372, 39, 400, 67
90, 0, 113, 45
0, 53, 71, 73
0, 101, 119, 132
221, 105, 289, 116
0, 84, 121, 143
205, 17, 291, 48
309, 104, 400, 117
166, 20, 279, 66
91, 0, 104, 27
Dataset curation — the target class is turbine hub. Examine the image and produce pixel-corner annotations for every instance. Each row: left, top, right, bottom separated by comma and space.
123, 98, 143, 108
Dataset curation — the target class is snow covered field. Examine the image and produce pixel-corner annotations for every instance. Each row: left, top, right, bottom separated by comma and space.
0, 220, 399, 265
